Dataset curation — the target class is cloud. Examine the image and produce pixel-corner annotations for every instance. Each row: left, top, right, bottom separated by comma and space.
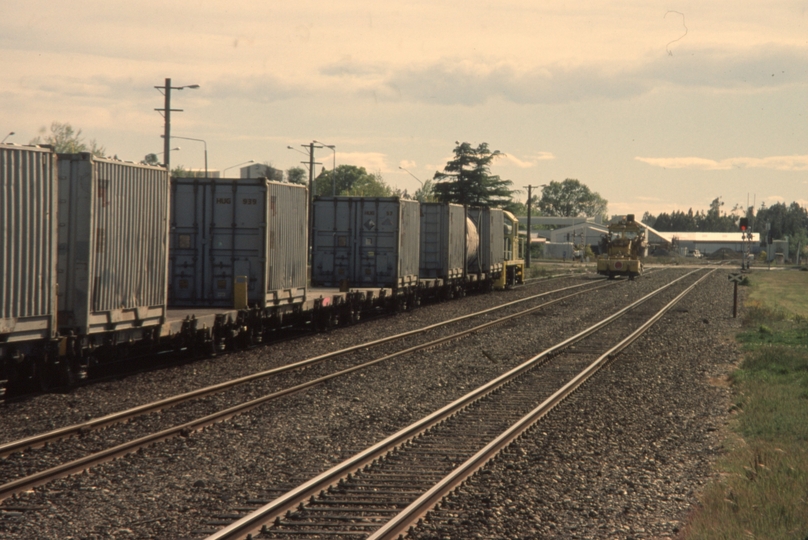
502, 151, 555, 168
338, 151, 390, 172
315, 45, 808, 107
635, 155, 808, 171
399, 159, 417, 169
208, 74, 306, 103
320, 60, 388, 79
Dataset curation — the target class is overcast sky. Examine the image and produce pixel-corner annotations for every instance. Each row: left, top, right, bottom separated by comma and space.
2, 1, 806, 216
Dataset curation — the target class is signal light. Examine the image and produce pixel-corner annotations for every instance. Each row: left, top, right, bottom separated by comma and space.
739, 218, 748, 232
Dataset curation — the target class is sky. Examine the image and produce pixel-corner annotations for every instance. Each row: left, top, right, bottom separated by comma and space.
2, 0, 807, 217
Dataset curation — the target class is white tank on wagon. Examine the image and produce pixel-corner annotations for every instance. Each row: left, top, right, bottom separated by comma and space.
168, 178, 308, 308
311, 197, 420, 290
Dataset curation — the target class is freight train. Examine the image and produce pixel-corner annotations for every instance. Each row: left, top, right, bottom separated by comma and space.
0, 144, 525, 395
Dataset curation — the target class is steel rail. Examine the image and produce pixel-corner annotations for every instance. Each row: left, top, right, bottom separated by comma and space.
0, 277, 606, 458
203, 267, 707, 540
0, 278, 618, 502
368, 267, 718, 540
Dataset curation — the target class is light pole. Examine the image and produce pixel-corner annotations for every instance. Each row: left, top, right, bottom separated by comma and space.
155, 147, 181, 158
154, 78, 199, 170
1, 132, 13, 144
223, 160, 254, 178
167, 135, 207, 177
398, 166, 423, 187
313, 140, 336, 196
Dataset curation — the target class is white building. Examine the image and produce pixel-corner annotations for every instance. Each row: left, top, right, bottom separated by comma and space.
643, 224, 760, 255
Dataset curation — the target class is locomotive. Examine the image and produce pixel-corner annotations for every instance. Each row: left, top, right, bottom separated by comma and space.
0, 143, 524, 395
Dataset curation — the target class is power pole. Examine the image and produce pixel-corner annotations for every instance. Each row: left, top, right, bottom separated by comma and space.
154, 78, 199, 171
304, 142, 323, 263
524, 185, 539, 268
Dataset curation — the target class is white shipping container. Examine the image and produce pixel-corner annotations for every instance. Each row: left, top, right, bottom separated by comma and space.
169, 178, 307, 307
467, 207, 505, 275
312, 197, 420, 289
419, 203, 475, 280
57, 154, 170, 334
0, 144, 58, 341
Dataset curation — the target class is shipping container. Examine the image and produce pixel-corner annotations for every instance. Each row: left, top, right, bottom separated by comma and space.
169, 178, 307, 308
468, 207, 505, 276
312, 197, 420, 289
419, 203, 472, 280
0, 144, 58, 342
57, 154, 170, 334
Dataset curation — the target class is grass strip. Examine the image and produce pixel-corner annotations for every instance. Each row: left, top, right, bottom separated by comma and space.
685, 271, 808, 539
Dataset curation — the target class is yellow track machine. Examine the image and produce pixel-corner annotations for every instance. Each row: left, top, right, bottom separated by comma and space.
597, 214, 645, 280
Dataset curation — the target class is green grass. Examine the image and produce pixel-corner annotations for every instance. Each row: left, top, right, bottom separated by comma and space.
684, 271, 808, 540
745, 270, 808, 321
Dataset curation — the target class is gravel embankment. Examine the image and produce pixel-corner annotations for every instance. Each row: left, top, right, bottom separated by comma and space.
410, 270, 739, 539
0, 273, 593, 444
0, 268, 734, 539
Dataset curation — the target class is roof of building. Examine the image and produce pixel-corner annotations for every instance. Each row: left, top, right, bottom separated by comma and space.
642, 223, 760, 243
551, 222, 609, 234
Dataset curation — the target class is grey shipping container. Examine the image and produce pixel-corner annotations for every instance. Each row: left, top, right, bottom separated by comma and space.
57, 154, 170, 334
468, 207, 505, 275
419, 203, 469, 280
312, 197, 420, 289
169, 178, 307, 308
0, 144, 59, 342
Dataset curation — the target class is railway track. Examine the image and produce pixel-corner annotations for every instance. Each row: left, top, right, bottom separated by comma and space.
0, 274, 621, 501
200, 267, 715, 540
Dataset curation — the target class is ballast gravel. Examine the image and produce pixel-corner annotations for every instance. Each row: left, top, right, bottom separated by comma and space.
0, 267, 740, 539
409, 270, 738, 539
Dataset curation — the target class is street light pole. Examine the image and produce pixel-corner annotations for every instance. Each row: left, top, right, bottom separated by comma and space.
223, 160, 254, 178
154, 78, 199, 170
398, 166, 423, 187
1, 132, 14, 144
168, 135, 207, 177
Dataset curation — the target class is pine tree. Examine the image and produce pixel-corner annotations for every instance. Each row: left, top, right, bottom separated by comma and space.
432, 142, 515, 207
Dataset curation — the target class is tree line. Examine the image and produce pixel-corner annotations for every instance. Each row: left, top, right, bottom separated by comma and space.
644, 197, 808, 260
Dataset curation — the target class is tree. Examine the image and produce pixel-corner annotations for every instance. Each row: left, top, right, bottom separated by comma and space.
754, 201, 808, 259
537, 179, 607, 218
142, 153, 160, 166
30, 121, 106, 156
652, 197, 743, 233
432, 142, 516, 208
170, 165, 206, 178
286, 166, 307, 186
314, 165, 395, 197
413, 179, 436, 203
641, 211, 656, 227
